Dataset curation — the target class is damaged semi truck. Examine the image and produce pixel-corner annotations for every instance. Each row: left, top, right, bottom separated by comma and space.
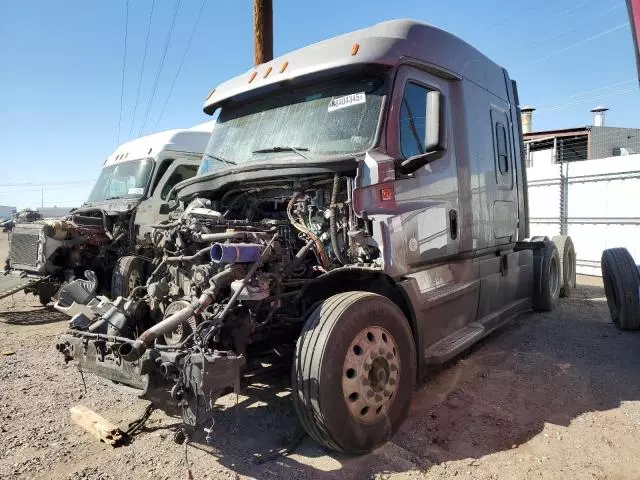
1, 123, 213, 305
56, 19, 576, 454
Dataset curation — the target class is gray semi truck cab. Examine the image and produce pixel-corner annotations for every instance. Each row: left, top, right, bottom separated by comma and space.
56, 19, 573, 455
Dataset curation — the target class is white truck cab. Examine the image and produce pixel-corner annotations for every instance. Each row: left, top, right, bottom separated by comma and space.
2, 122, 214, 304
90, 121, 216, 243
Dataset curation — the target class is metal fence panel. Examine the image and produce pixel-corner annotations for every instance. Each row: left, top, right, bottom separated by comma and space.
526, 154, 640, 276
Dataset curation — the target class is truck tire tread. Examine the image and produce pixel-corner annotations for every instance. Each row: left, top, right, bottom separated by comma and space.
552, 235, 576, 298
292, 291, 415, 454
601, 247, 640, 330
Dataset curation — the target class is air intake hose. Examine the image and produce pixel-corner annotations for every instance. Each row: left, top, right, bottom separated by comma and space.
210, 243, 264, 264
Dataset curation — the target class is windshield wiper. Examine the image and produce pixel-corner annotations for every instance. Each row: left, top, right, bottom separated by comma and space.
105, 196, 124, 200
252, 146, 310, 160
205, 153, 237, 166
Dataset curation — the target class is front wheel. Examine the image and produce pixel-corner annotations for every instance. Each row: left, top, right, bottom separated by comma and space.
292, 291, 416, 454
111, 256, 145, 298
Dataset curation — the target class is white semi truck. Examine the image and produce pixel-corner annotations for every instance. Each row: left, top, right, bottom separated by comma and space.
1, 122, 214, 304
57, 19, 576, 455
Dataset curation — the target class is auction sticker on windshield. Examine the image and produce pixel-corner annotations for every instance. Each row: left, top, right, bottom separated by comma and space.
328, 92, 366, 112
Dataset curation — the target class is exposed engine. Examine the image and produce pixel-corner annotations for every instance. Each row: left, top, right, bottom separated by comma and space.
3, 205, 152, 304
56, 173, 381, 433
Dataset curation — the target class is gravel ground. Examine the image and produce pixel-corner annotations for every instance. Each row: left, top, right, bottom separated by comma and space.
1, 232, 640, 480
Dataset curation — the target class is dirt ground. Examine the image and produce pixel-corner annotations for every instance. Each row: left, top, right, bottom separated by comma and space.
1, 232, 639, 480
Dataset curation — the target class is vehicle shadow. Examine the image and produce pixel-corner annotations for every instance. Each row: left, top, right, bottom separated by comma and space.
165, 283, 640, 479
0, 307, 68, 325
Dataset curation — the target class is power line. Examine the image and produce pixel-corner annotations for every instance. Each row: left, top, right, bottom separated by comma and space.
152, 0, 208, 131
129, 0, 157, 138
519, 0, 602, 37
531, 2, 626, 48
138, 0, 183, 137
117, 0, 131, 145
0, 179, 96, 187
0, 184, 94, 195
538, 87, 637, 112
524, 22, 630, 66
534, 79, 636, 108
485, 0, 555, 33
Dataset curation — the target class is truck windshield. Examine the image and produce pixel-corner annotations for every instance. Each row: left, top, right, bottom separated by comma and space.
86, 158, 154, 203
197, 73, 386, 175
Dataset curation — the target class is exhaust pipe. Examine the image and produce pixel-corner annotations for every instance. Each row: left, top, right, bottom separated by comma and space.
121, 269, 239, 362
118, 341, 146, 362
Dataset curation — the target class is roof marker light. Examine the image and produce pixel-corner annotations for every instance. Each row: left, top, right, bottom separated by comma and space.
263, 66, 272, 78
351, 43, 360, 55
248, 71, 257, 83
279, 61, 288, 73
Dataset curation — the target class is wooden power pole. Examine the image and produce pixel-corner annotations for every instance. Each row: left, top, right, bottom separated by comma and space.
253, 0, 273, 65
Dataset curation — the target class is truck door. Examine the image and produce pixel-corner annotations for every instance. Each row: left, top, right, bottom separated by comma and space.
135, 156, 199, 241
490, 106, 517, 242
386, 65, 460, 270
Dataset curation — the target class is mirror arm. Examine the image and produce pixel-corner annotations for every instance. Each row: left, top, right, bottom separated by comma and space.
397, 149, 446, 175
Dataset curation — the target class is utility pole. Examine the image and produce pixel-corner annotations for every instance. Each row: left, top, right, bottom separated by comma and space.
253, 0, 273, 65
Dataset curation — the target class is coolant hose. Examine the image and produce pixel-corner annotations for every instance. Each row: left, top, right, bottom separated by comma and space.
330, 173, 348, 265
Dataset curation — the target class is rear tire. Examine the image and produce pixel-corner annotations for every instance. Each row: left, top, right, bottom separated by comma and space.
292, 291, 416, 454
552, 235, 576, 298
111, 256, 145, 298
601, 248, 640, 330
533, 240, 561, 311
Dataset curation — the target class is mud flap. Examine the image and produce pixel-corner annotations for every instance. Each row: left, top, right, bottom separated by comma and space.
0, 272, 47, 300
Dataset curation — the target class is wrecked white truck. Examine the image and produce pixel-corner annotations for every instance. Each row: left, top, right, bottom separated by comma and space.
1, 123, 213, 305
56, 19, 576, 454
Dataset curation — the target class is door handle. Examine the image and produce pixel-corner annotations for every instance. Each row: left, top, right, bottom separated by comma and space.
449, 209, 458, 240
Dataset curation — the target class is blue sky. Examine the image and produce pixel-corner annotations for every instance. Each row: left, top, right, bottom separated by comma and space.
1, 0, 638, 210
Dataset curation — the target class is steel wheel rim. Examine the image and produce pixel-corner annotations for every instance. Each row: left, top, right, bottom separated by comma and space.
342, 326, 400, 424
128, 269, 141, 293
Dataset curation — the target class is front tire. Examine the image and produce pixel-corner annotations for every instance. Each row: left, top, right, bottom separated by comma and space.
292, 291, 416, 454
111, 256, 145, 298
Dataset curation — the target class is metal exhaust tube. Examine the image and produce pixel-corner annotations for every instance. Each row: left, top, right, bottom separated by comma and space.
122, 269, 238, 362
118, 341, 146, 362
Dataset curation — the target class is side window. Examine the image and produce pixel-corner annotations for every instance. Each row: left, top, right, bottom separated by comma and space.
491, 109, 514, 189
150, 159, 174, 195
399, 82, 431, 158
160, 164, 199, 200
495, 122, 509, 174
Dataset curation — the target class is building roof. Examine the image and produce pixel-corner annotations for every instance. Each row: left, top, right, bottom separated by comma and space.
104, 121, 214, 166
203, 19, 507, 113
524, 126, 591, 140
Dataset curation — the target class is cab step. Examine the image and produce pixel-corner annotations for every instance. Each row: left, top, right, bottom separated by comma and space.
422, 279, 479, 309
424, 323, 485, 364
